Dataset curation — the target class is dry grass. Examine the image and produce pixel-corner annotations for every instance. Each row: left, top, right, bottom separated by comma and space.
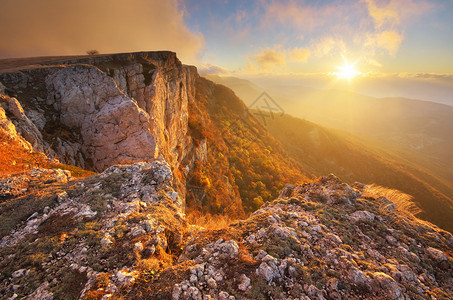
0, 128, 95, 179
364, 184, 422, 218
0, 129, 47, 177
186, 210, 234, 230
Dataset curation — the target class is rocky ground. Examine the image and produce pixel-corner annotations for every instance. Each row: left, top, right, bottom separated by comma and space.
1, 164, 452, 300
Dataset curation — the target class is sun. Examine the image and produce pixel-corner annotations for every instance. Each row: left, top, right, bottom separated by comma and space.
334, 61, 361, 81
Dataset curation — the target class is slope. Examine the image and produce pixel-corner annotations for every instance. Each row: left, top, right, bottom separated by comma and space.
259, 113, 453, 233
184, 77, 311, 216
207, 76, 453, 186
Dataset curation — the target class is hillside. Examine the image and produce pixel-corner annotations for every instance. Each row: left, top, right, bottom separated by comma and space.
258, 113, 453, 233
207, 76, 453, 187
185, 77, 309, 215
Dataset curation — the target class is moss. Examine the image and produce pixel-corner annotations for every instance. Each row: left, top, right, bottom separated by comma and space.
246, 276, 268, 299
0, 192, 59, 238
74, 222, 102, 247
99, 173, 128, 197
84, 191, 110, 213
52, 268, 87, 300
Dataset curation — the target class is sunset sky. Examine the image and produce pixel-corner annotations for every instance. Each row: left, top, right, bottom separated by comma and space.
0, 0, 452, 102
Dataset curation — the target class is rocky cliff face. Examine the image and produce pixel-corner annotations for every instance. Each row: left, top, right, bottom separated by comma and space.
0, 52, 200, 177
1, 168, 452, 299
0, 52, 205, 201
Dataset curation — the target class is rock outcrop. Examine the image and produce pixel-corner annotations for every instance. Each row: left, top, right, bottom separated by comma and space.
45, 64, 157, 170
0, 52, 200, 177
0, 93, 42, 151
0, 161, 187, 299
1, 169, 452, 299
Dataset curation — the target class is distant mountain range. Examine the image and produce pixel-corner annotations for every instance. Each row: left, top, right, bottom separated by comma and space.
206, 75, 453, 185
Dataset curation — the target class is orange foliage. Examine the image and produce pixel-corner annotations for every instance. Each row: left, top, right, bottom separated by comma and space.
185, 78, 310, 218
0, 129, 95, 179
0, 129, 47, 177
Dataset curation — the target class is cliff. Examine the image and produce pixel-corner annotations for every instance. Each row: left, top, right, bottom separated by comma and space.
0, 52, 202, 199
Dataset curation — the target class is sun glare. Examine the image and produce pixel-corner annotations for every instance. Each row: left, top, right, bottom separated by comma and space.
335, 61, 361, 81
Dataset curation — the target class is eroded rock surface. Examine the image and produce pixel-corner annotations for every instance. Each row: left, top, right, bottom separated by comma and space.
0, 161, 187, 299
0, 52, 200, 176
45, 65, 157, 170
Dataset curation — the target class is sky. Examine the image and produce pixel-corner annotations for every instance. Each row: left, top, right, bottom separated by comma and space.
181, 0, 453, 75
0, 0, 453, 102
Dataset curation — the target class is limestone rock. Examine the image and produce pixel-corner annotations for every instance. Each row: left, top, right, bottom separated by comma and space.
350, 210, 375, 222
45, 65, 157, 171
0, 94, 43, 151
426, 246, 448, 262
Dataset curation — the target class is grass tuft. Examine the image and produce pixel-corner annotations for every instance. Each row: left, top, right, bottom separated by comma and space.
364, 184, 422, 216
186, 209, 233, 230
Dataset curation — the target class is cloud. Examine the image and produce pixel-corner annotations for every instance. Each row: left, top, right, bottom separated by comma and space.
363, 30, 403, 56
362, 0, 399, 28
311, 37, 346, 57
246, 46, 313, 72
0, 0, 204, 64
198, 63, 228, 75
362, 0, 434, 29
248, 48, 286, 71
397, 73, 453, 80
375, 31, 403, 55
262, 0, 342, 31
289, 48, 310, 62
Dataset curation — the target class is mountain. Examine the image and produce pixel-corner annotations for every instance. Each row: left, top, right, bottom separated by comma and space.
0, 52, 452, 299
207, 76, 453, 186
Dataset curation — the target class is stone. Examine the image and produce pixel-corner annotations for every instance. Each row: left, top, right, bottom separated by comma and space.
348, 268, 368, 286
46, 65, 157, 171
207, 277, 217, 289
372, 272, 402, 299
237, 274, 251, 291
218, 291, 230, 300
326, 233, 342, 245
134, 242, 144, 252
0, 104, 33, 151
115, 270, 136, 287
0, 94, 43, 151
172, 284, 182, 300
426, 247, 447, 262
350, 210, 375, 222
257, 262, 277, 283
11, 269, 26, 278
25, 281, 53, 300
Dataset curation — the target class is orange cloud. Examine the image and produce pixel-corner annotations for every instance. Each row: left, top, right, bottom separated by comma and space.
248, 48, 286, 71
311, 37, 346, 57
0, 0, 204, 64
